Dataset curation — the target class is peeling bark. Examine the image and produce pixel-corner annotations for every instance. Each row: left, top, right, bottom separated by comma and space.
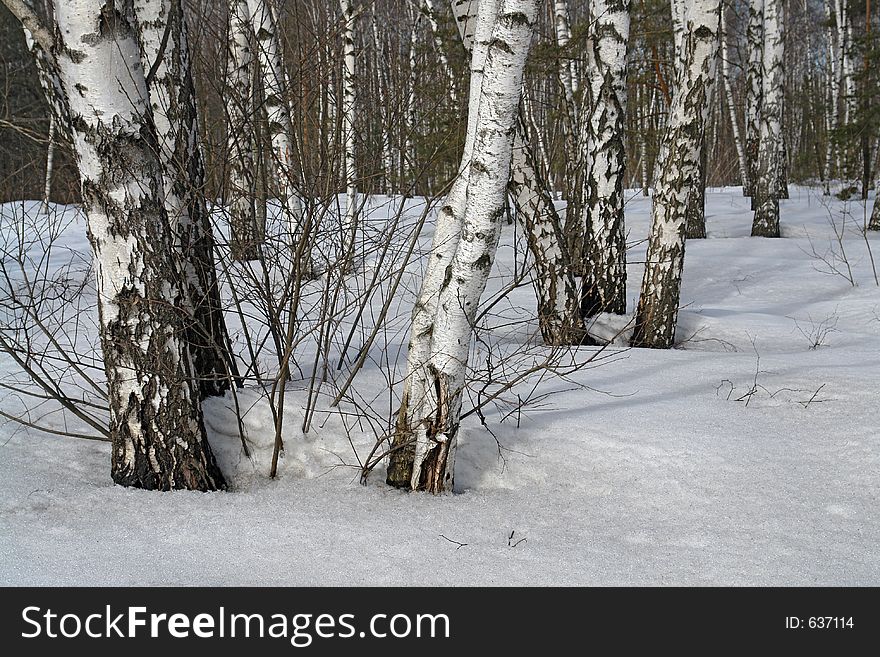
53, 0, 225, 490
135, 0, 238, 398
415, 0, 540, 492
385, 0, 500, 490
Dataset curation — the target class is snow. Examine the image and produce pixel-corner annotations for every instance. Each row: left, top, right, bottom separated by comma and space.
1, 186, 879, 585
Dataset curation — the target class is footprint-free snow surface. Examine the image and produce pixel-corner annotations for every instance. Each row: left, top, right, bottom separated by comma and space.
1, 187, 878, 585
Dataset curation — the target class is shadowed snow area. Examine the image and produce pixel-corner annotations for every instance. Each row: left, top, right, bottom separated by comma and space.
1, 186, 878, 585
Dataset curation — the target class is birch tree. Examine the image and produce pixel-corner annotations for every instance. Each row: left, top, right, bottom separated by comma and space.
581, 0, 631, 317
387, 0, 539, 493
553, 0, 581, 235
871, 165, 880, 229
681, 0, 713, 240
449, 0, 583, 344
386, 0, 498, 490
134, 0, 238, 398
14, 0, 227, 489
632, 0, 721, 349
339, 0, 358, 261
751, 0, 785, 237
422, 0, 456, 92
226, 0, 260, 260
720, 4, 747, 186
22, 24, 72, 210
245, 0, 305, 241
744, 0, 763, 197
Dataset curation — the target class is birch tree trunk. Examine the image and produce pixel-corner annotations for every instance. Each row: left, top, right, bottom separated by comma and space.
839, 0, 855, 127
407, 8, 420, 181
553, 0, 578, 127
720, 4, 748, 187
423, 0, 456, 92
638, 84, 650, 196
632, 0, 721, 350
449, 0, 583, 344
581, 0, 631, 317
370, 10, 394, 192
23, 25, 74, 153
823, 0, 839, 193
226, 0, 260, 260
752, 0, 784, 237
245, 0, 305, 241
509, 113, 584, 344
744, 0, 763, 197
870, 161, 880, 229
385, 0, 498, 490
339, 0, 358, 263
674, 0, 712, 240
42, 117, 55, 212
52, 0, 225, 490
557, 0, 586, 273
134, 0, 238, 398
410, 0, 540, 493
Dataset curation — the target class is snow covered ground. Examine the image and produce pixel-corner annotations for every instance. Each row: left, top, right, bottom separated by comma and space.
1, 186, 878, 585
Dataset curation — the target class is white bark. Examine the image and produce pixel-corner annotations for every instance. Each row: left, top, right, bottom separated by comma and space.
414, 0, 540, 492
226, 0, 260, 259
339, 0, 358, 259
423, 0, 456, 91
509, 112, 583, 345
134, 0, 238, 397
245, 0, 305, 237
824, 0, 839, 191
448, 0, 582, 342
385, 0, 498, 490
870, 161, 880, 229
671, 0, 686, 66
42, 116, 55, 213
582, 0, 631, 316
744, 0, 763, 197
720, 4, 747, 187
838, 0, 855, 126
370, 10, 394, 192
51, 0, 225, 489
638, 84, 651, 195
553, 0, 578, 126
752, 0, 784, 236
407, 8, 420, 180
632, 0, 721, 349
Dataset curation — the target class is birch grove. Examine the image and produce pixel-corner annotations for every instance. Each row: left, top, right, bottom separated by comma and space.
1, 0, 877, 498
